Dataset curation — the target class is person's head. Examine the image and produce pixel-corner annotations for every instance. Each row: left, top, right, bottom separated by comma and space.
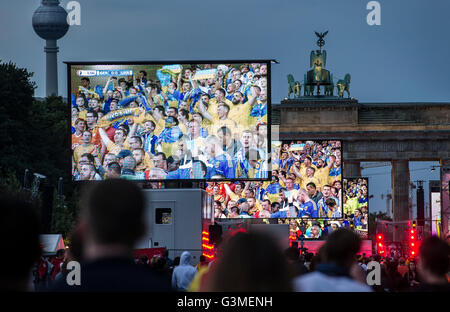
132, 148, 145, 166
167, 155, 180, 172
80, 163, 96, 180
86, 110, 98, 127
103, 153, 117, 167
88, 98, 100, 111
240, 130, 253, 149
330, 222, 340, 232
74, 118, 87, 134
153, 152, 167, 170
114, 128, 127, 144
270, 202, 280, 214
286, 178, 294, 190
297, 188, 310, 204
78, 179, 146, 254
129, 136, 143, 150
154, 105, 165, 119
188, 119, 201, 138
306, 182, 317, 197
321, 228, 362, 269
239, 202, 250, 214
214, 88, 226, 101
121, 156, 136, 172
322, 185, 331, 198
200, 93, 210, 105
110, 99, 119, 111
217, 126, 232, 147
259, 88, 267, 102
246, 198, 255, 209
167, 107, 178, 118
229, 206, 239, 218
213, 200, 222, 211
234, 182, 244, 194
79, 153, 95, 167
81, 130, 92, 145
144, 120, 156, 133
0, 193, 41, 291
217, 103, 230, 119
191, 159, 207, 178
206, 231, 292, 291
408, 260, 416, 271
226, 82, 236, 95
81, 77, 90, 88
418, 236, 450, 283
306, 167, 315, 178
311, 224, 320, 238
354, 209, 361, 217
232, 91, 244, 105
105, 162, 121, 179
227, 200, 237, 210
261, 199, 271, 212
178, 109, 189, 123
76, 95, 87, 108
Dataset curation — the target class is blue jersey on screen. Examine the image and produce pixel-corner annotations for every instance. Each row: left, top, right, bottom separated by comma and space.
207, 154, 234, 179
299, 201, 319, 218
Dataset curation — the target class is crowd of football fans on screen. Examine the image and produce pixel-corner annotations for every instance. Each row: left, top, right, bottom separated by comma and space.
71, 63, 268, 181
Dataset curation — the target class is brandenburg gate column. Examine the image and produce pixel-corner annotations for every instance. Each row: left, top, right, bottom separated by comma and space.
391, 160, 410, 222
343, 161, 361, 177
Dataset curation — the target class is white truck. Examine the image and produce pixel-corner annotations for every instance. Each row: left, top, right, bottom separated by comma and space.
134, 188, 214, 263
134, 188, 291, 264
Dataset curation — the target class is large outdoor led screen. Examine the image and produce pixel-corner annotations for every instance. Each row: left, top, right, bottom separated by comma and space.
68, 61, 270, 181
207, 140, 343, 219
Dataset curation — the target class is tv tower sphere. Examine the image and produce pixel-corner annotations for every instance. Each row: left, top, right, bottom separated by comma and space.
32, 0, 69, 40
32, 0, 69, 97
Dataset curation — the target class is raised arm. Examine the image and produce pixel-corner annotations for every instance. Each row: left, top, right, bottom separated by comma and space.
197, 99, 213, 121
98, 127, 113, 147
292, 163, 302, 178
103, 77, 111, 96
128, 119, 138, 139
248, 86, 261, 107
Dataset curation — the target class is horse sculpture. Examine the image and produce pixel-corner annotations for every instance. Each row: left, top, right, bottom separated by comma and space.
336, 74, 351, 98
287, 74, 301, 98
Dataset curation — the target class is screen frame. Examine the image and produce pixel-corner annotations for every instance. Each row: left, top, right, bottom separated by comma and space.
342, 176, 370, 238
207, 139, 344, 220
66, 60, 273, 182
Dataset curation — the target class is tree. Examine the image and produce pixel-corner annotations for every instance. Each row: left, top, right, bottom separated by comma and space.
0, 60, 75, 235
0, 61, 36, 176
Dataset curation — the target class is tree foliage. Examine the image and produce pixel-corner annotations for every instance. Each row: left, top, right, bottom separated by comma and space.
0, 60, 75, 236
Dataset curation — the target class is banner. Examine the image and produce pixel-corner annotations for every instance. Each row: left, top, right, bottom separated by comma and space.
97, 107, 141, 128
192, 69, 217, 81
289, 143, 305, 152
161, 64, 182, 75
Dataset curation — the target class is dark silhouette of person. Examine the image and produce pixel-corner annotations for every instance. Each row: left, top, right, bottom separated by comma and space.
51, 179, 172, 292
0, 193, 41, 291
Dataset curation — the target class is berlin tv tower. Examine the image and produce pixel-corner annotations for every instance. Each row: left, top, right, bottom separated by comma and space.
32, 0, 69, 97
